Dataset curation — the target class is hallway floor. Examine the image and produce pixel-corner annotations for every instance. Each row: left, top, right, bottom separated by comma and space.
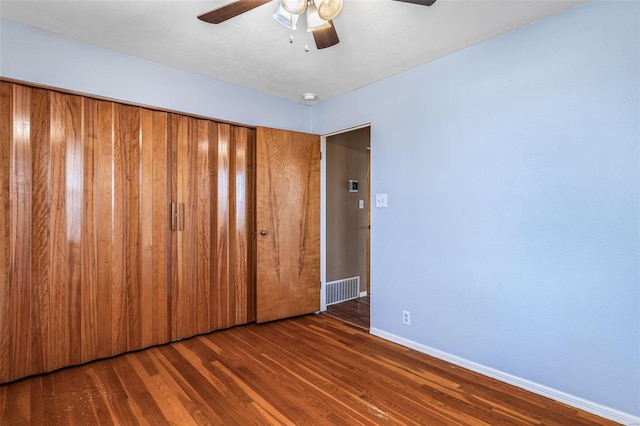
323, 295, 370, 330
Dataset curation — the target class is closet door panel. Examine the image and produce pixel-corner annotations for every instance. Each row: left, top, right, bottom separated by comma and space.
151, 110, 171, 346
213, 123, 230, 330
211, 123, 256, 329
195, 119, 213, 334
0, 84, 94, 380
125, 106, 142, 351
1, 84, 33, 381
0, 83, 12, 381
184, 117, 204, 334
171, 114, 190, 338
138, 110, 151, 347
140, 109, 170, 348
95, 100, 114, 359
48, 90, 71, 372
170, 116, 255, 339
95, 100, 135, 359
123, 105, 172, 351
231, 126, 255, 324
172, 115, 216, 338
28, 89, 86, 373
13, 85, 33, 380
65, 94, 85, 366
111, 103, 129, 356
81, 98, 99, 363
29, 88, 51, 375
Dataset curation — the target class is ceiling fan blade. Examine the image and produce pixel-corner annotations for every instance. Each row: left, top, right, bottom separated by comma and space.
392, 0, 437, 6
313, 21, 340, 50
198, 0, 272, 24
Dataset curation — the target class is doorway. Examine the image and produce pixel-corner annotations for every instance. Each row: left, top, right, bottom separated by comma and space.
322, 126, 371, 330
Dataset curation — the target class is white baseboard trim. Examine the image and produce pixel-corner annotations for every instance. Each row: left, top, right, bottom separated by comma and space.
359, 291, 368, 298
369, 328, 640, 425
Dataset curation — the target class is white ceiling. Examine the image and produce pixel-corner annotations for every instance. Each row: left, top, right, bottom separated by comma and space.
0, 0, 587, 104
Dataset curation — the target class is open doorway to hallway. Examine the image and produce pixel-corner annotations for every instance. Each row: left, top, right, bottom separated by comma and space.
322, 126, 370, 330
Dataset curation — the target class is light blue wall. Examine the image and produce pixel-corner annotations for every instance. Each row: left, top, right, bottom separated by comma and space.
0, 19, 312, 132
313, 0, 639, 417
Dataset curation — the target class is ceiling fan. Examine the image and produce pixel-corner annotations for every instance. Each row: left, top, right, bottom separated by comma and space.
198, 0, 437, 50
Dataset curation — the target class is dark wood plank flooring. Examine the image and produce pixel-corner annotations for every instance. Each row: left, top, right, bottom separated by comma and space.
323, 295, 370, 330
0, 314, 617, 425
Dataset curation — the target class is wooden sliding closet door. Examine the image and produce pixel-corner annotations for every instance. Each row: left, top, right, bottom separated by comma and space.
0, 81, 258, 383
170, 114, 255, 341
86, 98, 171, 357
128, 107, 172, 349
0, 82, 171, 382
0, 82, 33, 381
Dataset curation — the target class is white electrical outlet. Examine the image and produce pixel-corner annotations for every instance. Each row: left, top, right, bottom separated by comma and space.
403, 310, 411, 325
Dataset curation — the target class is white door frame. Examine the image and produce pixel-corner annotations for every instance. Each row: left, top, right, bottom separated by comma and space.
320, 122, 371, 312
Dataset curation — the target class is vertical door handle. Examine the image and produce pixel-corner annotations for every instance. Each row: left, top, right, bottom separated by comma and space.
179, 203, 185, 231
171, 202, 177, 231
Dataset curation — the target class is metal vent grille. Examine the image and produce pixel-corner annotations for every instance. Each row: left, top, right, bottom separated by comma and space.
326, 276, 360, 306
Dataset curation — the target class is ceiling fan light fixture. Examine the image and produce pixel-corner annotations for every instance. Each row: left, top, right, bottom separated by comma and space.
306, 2, 331, 32
316, 0, 343, 21
273, 4, 299, 30
280, 0, 307, 15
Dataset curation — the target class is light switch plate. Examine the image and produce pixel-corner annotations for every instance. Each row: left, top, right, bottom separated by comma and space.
375, 194, 388, 208
359, 200, 364, 209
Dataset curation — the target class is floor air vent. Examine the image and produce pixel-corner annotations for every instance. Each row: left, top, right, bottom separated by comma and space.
326, 276, 360, 306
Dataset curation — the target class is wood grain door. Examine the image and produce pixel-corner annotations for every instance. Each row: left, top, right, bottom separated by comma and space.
0, 82, 172, 382
255, 127, 320, 323
170, 115, 255, 340
0, 80, 262, 383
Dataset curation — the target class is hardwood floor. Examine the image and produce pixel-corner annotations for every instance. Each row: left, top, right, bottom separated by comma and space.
0, 314, 617, 425
324, 295, 370, 330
